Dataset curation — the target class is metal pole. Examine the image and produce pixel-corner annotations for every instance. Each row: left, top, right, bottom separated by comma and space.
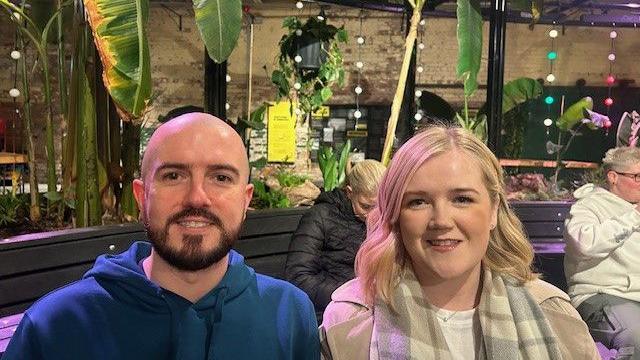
486, 0, 507, 154
398, 2, 417, 143
204, 52, 227, 119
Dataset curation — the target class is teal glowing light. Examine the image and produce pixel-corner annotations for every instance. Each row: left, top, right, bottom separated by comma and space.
547, 51, 557, 60
545, 96, 555, 105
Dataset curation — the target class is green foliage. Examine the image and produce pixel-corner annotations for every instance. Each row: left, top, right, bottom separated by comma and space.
272, 16, 347, 115
318, 140, 351, 192
250, 180, 290, 209
275, 170, 307, 188
555, 97, 593, 131
194, 0, 243, 63
0, 193, 28, 227
456, 0, 483, 97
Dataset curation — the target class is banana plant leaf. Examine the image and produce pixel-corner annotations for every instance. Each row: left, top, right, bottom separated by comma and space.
84, 0, 152, 121
556, 96, 593, 131
502, 77, 543, 114
194, 0, 242, 63
456, 0, 483, 97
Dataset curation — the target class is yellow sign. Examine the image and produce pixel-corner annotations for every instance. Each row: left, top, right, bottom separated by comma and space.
267, 101, 297, 163
312, 106, 330, 118
347, 130, 368, 137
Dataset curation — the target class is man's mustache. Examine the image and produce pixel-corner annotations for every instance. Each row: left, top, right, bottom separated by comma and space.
166, 207, 224, 229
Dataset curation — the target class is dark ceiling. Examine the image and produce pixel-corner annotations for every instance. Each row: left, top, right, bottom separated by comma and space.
150, 1, 640, 27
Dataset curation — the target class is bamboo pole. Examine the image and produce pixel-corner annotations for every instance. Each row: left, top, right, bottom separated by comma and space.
380, 2, 424, 165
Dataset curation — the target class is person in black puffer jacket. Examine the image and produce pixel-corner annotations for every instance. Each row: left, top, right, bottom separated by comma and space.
285, 159, 386, 320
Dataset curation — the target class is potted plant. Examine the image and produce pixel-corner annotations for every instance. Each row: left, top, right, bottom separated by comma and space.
271, 16, 347, 118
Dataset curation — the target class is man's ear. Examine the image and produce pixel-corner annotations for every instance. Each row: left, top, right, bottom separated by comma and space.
244, 183, 254, 210
132, 179, 146, 211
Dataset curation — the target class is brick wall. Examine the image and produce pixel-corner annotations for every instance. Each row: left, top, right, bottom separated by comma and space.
2, 5, 640, 180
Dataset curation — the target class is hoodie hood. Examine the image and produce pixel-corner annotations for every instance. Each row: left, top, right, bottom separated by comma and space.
316, 188, 358, 220
83, 241, 255, 359
573, 183, 611, 200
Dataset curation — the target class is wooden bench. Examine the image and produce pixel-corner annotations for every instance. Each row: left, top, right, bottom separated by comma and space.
0, 208, 307, 354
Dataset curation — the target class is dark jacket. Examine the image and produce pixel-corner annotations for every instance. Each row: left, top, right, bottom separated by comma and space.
285, 188, 366, 317
3, 242, 319, 360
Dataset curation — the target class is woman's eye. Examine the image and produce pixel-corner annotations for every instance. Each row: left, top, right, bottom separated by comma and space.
407, 199, 426, 207
454, 196, 474, 204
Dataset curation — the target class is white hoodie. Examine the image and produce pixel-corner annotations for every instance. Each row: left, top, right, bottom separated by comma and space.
564, 183, 640, 308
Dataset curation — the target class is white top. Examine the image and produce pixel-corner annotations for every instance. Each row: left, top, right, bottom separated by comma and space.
563, 184, 640, 307
435, 307, 483, 359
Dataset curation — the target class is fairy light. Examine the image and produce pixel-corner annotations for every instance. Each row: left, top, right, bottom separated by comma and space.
605, 27, 617, 113
353, 10, 365, 120
546, 26, 557, 84
295, 1, 303, 10
414, 16, 426, 127
10, 50, 20, 60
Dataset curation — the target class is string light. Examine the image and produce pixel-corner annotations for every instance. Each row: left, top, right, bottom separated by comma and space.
10, 50, 20, 60
295, 1, 303, 9
293, 82, 301, 90
414, 16, 426, 127
543, 118, 553, 127
353, 10, 365, 122
9, 88, 20, 97
225, 74, 231, 83
294, 55, 302, 63
605, 27, 617, 112
545, 26, 557, 85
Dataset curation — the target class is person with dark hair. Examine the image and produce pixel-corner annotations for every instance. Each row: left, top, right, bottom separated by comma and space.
3, 113, 319, 360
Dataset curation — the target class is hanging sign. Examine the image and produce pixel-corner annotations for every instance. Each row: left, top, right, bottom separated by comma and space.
267, 101, 296, 163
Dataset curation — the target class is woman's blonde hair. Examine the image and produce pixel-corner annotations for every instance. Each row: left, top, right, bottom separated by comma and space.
345, 159, 386, 196
354, 125, 536, 306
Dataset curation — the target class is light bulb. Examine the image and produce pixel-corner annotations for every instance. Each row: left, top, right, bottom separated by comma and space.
546, 73, 556, 82
296, 1, 303, 9
545, 96, 554, 105
226, 74, 231, 83
604, 97, 614, 106
547, 51, 557, 60
293, 82, 301, 90
356, 36, 365, 45
356, 61, 363, 69
549, 29, 558, 38
419, 19, 426, 26
610, 30, 618, 39
417, 66, 424, 73
354, 86, 363, 94
606, 75, 615, 85
354, 110, 362, 119
414, 113, 423, 121
9, 88, 20, 97
415, 90, 422, 98
295, 108, 302, 115
11, 12, 20, 22
225, 102, 230, 110
608, 53, 616, 61
10, 50, 20, 60
604, 120, 612, 128
418, 43, 425, 50
543, 118, 553, 127
294, 55, 302, 63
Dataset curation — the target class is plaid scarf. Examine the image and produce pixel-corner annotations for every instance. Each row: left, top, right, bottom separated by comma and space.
371, 268, 562, 360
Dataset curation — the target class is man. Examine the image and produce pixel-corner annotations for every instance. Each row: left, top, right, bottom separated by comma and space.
3, 113, 320, 359
564, 146, 640, 359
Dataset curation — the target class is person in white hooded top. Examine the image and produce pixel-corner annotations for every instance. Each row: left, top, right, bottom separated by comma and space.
564, 146, 640, 358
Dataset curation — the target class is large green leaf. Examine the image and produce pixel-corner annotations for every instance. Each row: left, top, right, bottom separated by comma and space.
456, 0, 483, 97
502, 77, 543, 114
556, 97, 593, 131
194, 0, 242, 63
84, 0, 152, 121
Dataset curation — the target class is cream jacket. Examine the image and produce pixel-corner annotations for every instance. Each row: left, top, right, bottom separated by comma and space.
564, 184, 640, 307
320, 278, 600, 360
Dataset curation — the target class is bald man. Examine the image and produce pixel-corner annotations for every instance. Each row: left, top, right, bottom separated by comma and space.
3, 113, 320, 360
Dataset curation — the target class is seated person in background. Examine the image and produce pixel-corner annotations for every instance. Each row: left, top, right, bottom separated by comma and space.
564, 146, 640, 358
285, 159, 386, 319
321, 125, 599, 359
3, 113, 319, 360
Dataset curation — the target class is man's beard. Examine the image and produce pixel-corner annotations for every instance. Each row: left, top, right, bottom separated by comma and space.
144, 207, 241, 271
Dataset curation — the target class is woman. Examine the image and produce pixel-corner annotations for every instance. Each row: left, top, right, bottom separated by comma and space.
285, 159, 386, 320
564, 146, 640, 356
320, 126, 599, 359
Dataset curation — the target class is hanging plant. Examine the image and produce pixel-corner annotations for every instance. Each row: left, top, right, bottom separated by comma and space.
271, 16, 347, 116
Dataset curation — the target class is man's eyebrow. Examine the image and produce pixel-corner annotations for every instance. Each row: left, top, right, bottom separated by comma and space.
207, 164, 240, 177
155, 163, 189, 173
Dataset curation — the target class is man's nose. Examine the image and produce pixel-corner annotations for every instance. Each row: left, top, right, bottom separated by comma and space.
185, 180, 212, 208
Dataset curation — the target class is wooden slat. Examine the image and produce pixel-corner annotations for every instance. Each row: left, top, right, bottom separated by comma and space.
510, 201, 572, 222
522, 222, 565, 238
245, 254, 289, 280
234, 234, 292, 259
499, 158, 598, 169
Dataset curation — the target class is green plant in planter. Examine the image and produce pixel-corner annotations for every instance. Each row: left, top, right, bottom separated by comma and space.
271, 16, 347, 117
318, 140, 351, 192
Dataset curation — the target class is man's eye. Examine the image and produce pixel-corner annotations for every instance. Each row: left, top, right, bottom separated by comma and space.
162, 172, 181, 181
215, 174, 232, 183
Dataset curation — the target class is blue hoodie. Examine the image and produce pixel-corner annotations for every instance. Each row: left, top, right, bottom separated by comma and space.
3, 242, 320, 360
